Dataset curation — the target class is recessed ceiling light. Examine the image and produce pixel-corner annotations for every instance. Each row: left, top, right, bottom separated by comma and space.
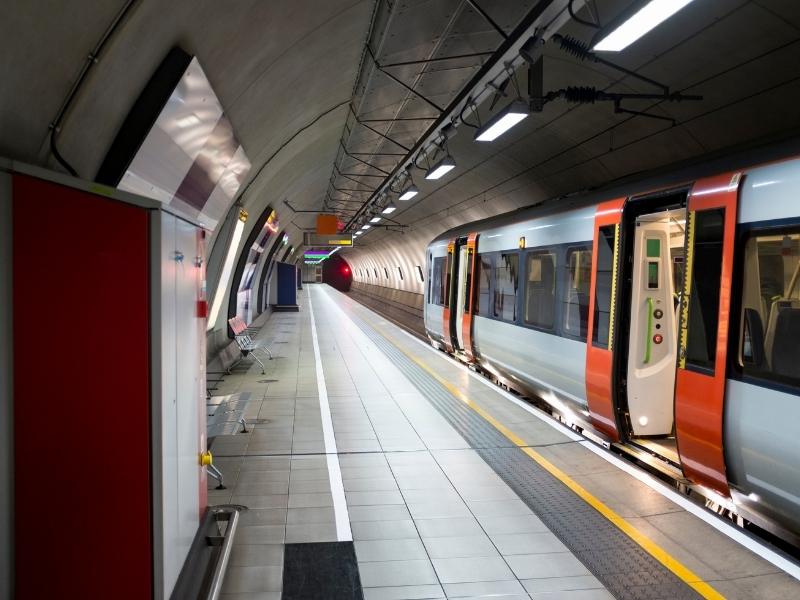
593, 0, 695, 52
381, 203, 397, 214
474, 100, 529, 142
370, 216, 381, 223
398, 184, 419, 201
425, 155, 456, 180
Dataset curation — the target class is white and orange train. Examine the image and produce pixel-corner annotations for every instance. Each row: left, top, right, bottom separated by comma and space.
424, 148, 800, 545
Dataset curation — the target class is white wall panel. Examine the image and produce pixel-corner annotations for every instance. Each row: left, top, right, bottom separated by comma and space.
158, 212, 181, 598
174, 217, 203, 579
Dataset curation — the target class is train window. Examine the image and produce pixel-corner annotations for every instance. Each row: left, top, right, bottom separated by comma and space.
739, 230, 800, 387
374, 268, 378, 279
384, 267, 389, 279
475, 254, 492, 317
431, 257, 447, 306
524, 251, 556, 329
593, 225, 617, 347
684, 209, 724, 371
416, 265, 424, 283
563, 247, 592, 339
493, 253, 519, 322
398, 267, 403, 281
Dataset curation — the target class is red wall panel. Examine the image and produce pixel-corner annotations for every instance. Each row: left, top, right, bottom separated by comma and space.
13, 175, 152, 599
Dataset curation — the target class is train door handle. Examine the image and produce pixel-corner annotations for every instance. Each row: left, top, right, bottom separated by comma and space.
644, 297, 654, 364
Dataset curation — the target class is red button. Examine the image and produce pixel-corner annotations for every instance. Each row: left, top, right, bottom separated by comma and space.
653, 334, 663, 344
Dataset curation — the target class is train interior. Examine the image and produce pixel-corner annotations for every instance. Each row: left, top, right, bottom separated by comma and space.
740, 232, 800, 380
618, 198, 688, 469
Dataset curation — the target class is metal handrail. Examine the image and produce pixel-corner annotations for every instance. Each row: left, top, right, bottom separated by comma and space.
207, 508, 241, 600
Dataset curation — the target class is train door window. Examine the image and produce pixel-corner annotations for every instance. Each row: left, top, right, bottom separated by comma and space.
493, 253, 519, 322
431, 257, 446, 305
476, 254, 492, 316
524, 251, 556, 329
683, 209, 724, 371
416, 265, 424, 283
563, 247, 592, 339
739, 230, 800, 387
593, 225, 617, 347
398, 267, 403, 281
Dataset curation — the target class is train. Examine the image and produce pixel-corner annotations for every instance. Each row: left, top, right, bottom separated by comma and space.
424, 147, 800, 545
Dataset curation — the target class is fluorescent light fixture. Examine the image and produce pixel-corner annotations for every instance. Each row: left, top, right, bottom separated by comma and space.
593, 0, 695, 52
398, 184, 419, 201
207, 217, 245, 330
354, 231, 362, 236
425, 155, 456, 180
382, 203, 397, 214
361, 224, 371, 230
370, 216, 381, 223
474, 100, 529, 142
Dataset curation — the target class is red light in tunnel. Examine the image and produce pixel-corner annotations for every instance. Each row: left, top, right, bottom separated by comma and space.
343, 266, 350, 275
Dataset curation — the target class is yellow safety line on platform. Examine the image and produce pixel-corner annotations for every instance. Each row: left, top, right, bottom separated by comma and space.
372, 324, 725, 600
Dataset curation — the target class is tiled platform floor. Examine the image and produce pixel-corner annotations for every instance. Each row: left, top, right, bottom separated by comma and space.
207, 284, 800, 600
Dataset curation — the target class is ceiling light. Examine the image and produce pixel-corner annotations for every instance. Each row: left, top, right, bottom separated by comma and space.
425, 155, 456, 180
592, 0, 695, 52
382, 202, 397, 215
361, 224, 371, 230
370, 216, 381, 223
475, 100, 529, 142
398, 184, 419, 201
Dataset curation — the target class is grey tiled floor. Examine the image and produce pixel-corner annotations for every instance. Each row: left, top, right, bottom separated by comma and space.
210, 284, 798, 600
207, 287, 614, 599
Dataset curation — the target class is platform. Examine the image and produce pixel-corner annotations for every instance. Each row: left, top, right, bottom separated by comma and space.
207, 284, 800, 600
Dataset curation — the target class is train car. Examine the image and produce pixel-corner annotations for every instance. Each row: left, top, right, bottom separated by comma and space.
424, 151, 800, 545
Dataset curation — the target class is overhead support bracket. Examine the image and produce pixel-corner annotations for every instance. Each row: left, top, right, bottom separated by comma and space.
466, 0, 509, 40
552, 34, 669, 94
540, 87, 702, 125
380, 51, 494, 68
528, 55, 544, 112
367, 47, 445, 113
339, 142, 391, 174
358, 117, 438, 123
355, 118, 411, 152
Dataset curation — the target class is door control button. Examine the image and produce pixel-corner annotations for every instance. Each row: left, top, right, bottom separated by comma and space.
653, 309, 663, 319
653, 334, 663, 344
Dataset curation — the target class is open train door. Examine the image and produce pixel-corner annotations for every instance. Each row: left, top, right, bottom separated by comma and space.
457, 233, 479, 361
674, 172, 741, 495
585, 199, 626, 442
441, 239, 458, 352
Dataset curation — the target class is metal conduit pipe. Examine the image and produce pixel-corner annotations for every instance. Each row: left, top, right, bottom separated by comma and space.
45, 0, 140, 176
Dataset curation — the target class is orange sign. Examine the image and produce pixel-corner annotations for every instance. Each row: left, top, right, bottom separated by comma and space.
316, 214, 338, 235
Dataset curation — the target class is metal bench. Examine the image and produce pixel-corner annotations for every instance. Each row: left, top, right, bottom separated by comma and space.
226, 316, 273, 374
208, 393, 253, 437
206, 392, 258, 489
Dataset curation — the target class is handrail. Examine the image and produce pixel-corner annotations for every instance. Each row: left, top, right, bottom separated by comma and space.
644, 297, 654, 364
207, 507, 241, 600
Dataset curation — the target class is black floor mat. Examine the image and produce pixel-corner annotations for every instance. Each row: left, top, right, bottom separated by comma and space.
282, 541, 364, 600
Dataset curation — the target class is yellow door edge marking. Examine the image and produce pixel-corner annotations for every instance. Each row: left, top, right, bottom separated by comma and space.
372, 324, 725, 600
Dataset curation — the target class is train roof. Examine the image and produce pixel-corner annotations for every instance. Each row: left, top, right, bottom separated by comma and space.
430, 134, 800, 245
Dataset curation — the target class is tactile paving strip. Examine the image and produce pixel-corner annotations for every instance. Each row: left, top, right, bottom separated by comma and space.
348, 312, 702, 600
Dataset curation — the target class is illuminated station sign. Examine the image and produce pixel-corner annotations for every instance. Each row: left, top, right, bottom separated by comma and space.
303, 233, 353, 247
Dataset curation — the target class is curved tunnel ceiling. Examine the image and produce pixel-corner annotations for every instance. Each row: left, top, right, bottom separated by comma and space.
2, 0, 800, 301
343, 0, 800, 294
